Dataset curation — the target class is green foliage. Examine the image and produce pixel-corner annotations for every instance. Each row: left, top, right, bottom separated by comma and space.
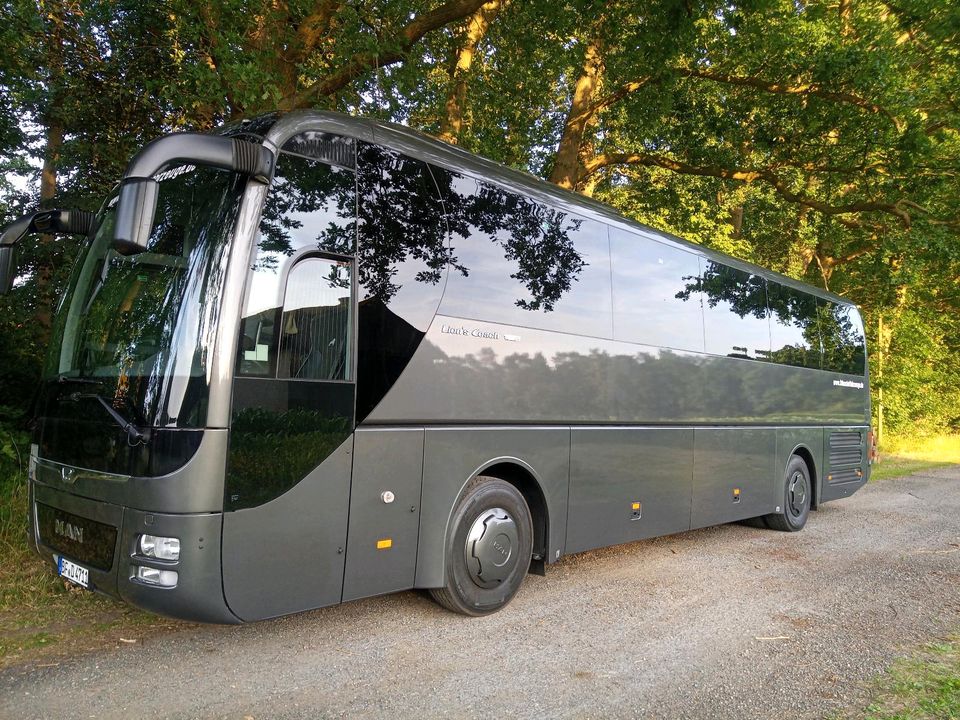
0, 0, 957, 436
0, 406, 29, 471
879, 308, 960, 435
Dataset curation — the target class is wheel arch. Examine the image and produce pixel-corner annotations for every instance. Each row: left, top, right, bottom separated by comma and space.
448, 456, 550, 573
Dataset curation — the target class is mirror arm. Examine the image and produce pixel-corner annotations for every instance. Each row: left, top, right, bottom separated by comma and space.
0, 209, 96, 249
0, 209, 96, 294
113, 134, 274, 254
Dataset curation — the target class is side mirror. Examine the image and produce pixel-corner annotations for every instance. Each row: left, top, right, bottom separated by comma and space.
0, 209, 96, 294
113, 178, 159, 255
113, 134, 273, 254
0, 246, 14, 294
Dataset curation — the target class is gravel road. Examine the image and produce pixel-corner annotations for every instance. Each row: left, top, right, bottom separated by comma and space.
3, 467, 959, 720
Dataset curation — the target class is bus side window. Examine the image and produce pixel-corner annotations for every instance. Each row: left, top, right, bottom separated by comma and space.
819, 301, 866, 375
767, 281, 822, 369
610, 228, 704, 352
236, 133, 357, 378
278, 257, 353, 381
699, 260, 771, 361
436, 171, 612, 338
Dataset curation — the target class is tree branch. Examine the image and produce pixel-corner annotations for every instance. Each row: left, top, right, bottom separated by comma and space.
584, 151, 915, 226
438, 0, 506, 144
283, 0, 489, 110
676, 68, 905, 132
585, 76, 653, 118
293, 0, 344, 65
549, 29, 606, 189
198, 3, 241, 117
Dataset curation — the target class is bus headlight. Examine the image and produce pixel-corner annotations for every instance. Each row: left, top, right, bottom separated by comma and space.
138, 534, 181, 561
134, 565, 178, 587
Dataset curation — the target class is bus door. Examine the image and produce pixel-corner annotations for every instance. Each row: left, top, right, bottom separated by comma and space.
223, 253, 356, 620
222, 136, 360, 620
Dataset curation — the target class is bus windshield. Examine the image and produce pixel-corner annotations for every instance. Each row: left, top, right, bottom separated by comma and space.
42, 165, 246, 434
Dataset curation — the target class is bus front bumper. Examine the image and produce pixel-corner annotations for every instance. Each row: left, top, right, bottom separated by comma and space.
30, 480, 240, 624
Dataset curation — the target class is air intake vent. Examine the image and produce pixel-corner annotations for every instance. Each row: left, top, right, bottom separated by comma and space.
829, 468, 861, 484
829, 431, 863, 469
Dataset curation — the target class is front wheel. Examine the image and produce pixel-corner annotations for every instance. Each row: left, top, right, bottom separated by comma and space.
764, 456, 812, 532
429, 476, 533, 616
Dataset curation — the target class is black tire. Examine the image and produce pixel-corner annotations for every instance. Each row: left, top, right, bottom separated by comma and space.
764, 455, 812, 532
429, 476, 533, 616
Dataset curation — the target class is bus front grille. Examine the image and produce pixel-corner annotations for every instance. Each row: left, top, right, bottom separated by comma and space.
35, 503, 118, 571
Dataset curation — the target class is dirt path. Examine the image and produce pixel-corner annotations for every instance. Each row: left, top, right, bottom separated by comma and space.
2, 468, 959, 719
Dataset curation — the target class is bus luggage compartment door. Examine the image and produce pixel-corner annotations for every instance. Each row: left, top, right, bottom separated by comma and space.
341, 428, 423, 602
690, 428, 776, 528
567, 427, 694, 554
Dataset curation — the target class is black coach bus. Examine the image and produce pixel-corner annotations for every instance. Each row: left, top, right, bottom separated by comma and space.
0, 111, 870, 622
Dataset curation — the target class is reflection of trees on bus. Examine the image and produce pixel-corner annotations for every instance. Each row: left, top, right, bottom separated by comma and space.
256, 140, 586, 312
677, 260, 863, 373
677, 262, 768, 319
437, 173, 585, 312
257, 148, 356, 269
415, 340, 865, 425
818, 303, 866, 375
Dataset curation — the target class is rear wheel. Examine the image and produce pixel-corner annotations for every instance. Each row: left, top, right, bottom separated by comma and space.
764, 455, 812, 532
430, 476, 533, 616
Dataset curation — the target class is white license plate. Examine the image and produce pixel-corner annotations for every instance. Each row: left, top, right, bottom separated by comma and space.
56, 555, 90, 588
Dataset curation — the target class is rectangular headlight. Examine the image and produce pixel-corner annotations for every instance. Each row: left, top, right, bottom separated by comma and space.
134, 565, 178, 587
138, 534, 181, 561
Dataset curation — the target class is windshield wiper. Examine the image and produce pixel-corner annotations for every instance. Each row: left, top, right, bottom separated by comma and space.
57, 375, 103, 386
69, 392, 150, 445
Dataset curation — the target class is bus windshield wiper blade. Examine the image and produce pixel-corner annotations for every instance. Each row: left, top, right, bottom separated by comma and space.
57, 375, 103, 386
71, 393, 150, 445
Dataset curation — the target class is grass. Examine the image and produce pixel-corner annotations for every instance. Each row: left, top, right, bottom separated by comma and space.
870, 434, 960, 481
0, 464, 179, 669
843, 636, 960, 720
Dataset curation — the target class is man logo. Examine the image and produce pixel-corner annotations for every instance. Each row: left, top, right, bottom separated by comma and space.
54, 518, 84, 544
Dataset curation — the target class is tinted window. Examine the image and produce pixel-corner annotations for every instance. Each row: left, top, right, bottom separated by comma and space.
820, 302, 866, 375
238, 139, 356, 377
356, 144, 448, 331
696, 261, 770, 360
278, 257, 353, 381
354, 145, 448, 419
610, 228, 703, 351
229, 135, 357, 510
767, 282, 821, 369
259, 134, 356, 257
437, 170, 611, 337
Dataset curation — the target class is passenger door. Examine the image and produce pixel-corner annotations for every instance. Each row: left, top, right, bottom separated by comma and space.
222, 133, 358, 621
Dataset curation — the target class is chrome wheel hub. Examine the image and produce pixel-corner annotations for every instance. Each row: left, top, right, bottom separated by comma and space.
464, 507, 518, 589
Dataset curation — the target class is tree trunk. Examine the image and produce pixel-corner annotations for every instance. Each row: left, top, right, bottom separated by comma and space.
33, 120, 64, 331
40, 120, 62, 207
34, 1, 68, 331
549, 36, 605, 190
438, 0, 505, 144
